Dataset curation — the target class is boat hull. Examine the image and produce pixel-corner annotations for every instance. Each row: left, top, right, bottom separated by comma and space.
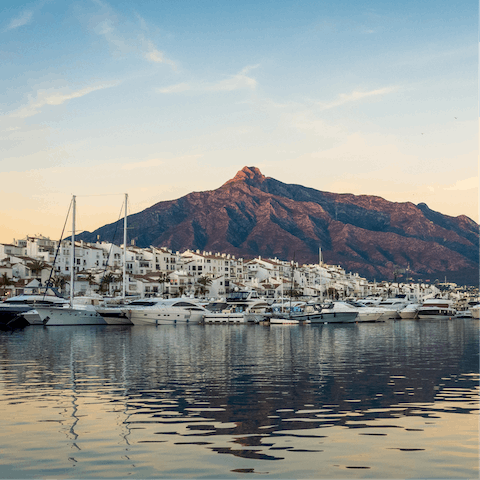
203, 313, 246, 324
36, 307, 108, 325
96, 307, 133, 325
128, 311, 203, 325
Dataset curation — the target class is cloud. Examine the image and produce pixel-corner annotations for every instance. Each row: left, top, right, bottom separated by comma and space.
6, 10, 33, 30
9, 83, 119, 119
143, 40, 176, 68
90, 2, 176, 68
445, 177, 478, 191
158, 65, 259, 94
157, 82, 191, 94
318, 86, 397, 110
121, 154, 203, 171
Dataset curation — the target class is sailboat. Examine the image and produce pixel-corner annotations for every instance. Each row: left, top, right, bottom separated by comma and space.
35, 195, 108, 326
96, 194, 134, 325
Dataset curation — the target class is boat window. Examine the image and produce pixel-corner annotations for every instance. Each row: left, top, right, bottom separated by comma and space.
205, 302, 227, 312
172, 301, 197, 307
129, 301, 157, 306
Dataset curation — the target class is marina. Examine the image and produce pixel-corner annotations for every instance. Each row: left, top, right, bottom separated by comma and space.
0, 319, 478, 478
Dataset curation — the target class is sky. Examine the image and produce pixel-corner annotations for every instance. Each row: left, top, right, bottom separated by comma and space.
1, 0, 478, 243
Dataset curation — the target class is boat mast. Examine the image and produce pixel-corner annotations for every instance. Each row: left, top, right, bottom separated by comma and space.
70, 195, 76, 307
319, 246, 323, 302
122, 193, 128, 300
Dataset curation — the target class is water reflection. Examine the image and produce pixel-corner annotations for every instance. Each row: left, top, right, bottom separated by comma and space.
0, 320, 478, 478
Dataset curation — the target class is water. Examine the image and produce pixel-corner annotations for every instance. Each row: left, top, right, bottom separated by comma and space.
0, 320, 478, 479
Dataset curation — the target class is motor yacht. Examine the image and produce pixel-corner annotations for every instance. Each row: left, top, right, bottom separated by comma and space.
416, 298, 456, 320
0, 293, 68, 327
126, 298, 208, 325
398, 303, 422, 320
267, 301, 358, 324
203, 291, 270, 324
35, 295, 108, 326
470, 305, 480, 319
374, 298, 411, 320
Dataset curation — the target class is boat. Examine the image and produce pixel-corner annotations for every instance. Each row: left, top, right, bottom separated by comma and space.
126, 298, 208, 325
96, 300, 133, 325
96, 194, 134, 325
0, 291, 68, 328
35, 196, 108, 326
267, 301, 358, 324
371, 297, 411, 320
471, 305, 480, 319
269, 317, 300, 325
416, 298, 457, 320
203, 291, 270, 324
398, 303, 422, 320
334, 301, 384, 322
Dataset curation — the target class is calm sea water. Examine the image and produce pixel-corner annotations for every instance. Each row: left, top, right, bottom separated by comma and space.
0, 320, 478, 479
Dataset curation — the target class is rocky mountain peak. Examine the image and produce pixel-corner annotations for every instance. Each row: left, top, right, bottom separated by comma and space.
223, 166, 267, 187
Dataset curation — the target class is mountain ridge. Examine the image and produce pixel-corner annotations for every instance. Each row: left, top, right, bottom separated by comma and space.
76, 166, 479, 284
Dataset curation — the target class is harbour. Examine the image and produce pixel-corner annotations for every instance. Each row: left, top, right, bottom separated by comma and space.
0, 319, 478, 478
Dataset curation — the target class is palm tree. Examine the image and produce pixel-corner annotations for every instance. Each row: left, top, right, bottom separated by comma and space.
0, 273, 14, 297
100, 272, 115, 294
158, 272, 168, 295
196, 275, 213, 297
51, 274, 69, 293
28, 260, 48, 279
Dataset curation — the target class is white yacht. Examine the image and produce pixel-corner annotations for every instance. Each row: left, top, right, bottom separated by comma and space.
470, 305, 480, 319
203, 291, 270, 324
398, 303, 422, 320
416, 298, 456, 320
268, 301, 358, 324
35, 195, 109, 326
36, 295, 108, 326
0, 293, 68, 326
374, 298, 411, 320
342, 301, 385, 322
127, 298, 208, 325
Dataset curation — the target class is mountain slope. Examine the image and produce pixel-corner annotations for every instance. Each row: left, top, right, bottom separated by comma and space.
77, 167, 479, 283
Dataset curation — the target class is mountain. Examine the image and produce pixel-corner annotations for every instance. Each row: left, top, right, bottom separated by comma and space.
77, 166, 479, 284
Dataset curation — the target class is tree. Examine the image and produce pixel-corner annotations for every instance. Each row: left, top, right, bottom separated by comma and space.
157, 273, 168, 295
178, 285, 186, 297
196, 275, 213, 296
287, 288, 303, 299
0, 273, 14, 297
28, 260, 48, 278
327, 287, 336, 300
100, 272, 115, 294
50, 274, 69, 293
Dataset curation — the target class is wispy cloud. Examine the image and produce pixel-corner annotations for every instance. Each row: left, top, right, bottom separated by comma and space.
318, 86, 397, 110
158, 65, 259, 94
445, 177, 478, 191
121, 154, 203, 171
143, 40, 176, 68
9, 83, 119, 119
91, 1, 176, 68
158, 82, 191, 94
6, 10, 33, 30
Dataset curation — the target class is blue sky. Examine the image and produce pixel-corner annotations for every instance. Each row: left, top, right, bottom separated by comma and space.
1, 0, 477, 241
